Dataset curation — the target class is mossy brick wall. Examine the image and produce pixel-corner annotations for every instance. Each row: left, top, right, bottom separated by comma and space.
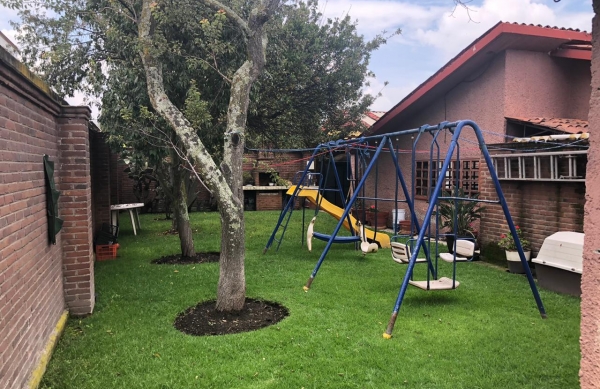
0, 45, 102, 389
478, 155, 585, 256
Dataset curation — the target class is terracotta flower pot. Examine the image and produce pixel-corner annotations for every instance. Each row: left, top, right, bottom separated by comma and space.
366, 211, 389, 228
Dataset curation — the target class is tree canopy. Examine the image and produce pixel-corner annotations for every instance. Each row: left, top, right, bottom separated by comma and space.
6, 0, 393, 151
2, 0, 394, 311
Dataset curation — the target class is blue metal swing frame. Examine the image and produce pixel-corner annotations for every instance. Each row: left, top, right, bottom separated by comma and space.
263, 120, 546, 338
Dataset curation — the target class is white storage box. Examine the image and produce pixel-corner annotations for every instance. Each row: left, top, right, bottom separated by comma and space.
532, 231, 584, 296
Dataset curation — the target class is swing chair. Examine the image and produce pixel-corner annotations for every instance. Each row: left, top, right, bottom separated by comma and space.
385, 126, 459, 291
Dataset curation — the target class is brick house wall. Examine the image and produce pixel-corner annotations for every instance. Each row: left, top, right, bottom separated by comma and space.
0, 47, 102, 388
478, 151, 586, 254
369, 49, 590, 234
367, 52, 508, 222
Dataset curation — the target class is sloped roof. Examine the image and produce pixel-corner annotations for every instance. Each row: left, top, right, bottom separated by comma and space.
506, 117, 588, 134
360, 111, 386, 128
371, 22, 592, 135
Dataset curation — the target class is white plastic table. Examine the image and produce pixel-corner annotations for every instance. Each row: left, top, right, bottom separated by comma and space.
110, 203, 144, 235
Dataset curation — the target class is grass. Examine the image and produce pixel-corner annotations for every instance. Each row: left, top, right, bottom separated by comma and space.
41, 210, 580, 389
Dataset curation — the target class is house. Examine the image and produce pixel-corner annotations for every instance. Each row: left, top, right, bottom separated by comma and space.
367, 22, 591, 253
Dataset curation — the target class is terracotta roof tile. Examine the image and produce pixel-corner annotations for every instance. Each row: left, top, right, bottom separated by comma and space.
506, 117, 588, 134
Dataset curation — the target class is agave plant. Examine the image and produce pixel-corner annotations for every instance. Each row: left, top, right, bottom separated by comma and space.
437, 188, 485, 237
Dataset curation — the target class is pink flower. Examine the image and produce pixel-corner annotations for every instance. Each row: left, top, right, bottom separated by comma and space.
500, 234, 506, 239
515, 225, 520, 229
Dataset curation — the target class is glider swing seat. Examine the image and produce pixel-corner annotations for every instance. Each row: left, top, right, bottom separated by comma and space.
439, 239, 476, 263
263, 120, 547, 339
279, 145, 365, 253
312, 232, 360, 243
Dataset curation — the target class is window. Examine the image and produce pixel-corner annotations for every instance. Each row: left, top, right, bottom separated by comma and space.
415, 159, 479, 199
492, 150, 587, 182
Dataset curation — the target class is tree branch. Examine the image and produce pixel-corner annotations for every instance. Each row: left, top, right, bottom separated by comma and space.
201, 0, 251, 38
138, 0, 237, 210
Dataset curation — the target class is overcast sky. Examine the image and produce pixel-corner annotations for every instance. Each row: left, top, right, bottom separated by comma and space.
0, 0, 594, 117
319, 0, 593, 111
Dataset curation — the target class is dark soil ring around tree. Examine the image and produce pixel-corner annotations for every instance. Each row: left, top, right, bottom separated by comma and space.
174, 298, 289, 336
151, 252, 220, 265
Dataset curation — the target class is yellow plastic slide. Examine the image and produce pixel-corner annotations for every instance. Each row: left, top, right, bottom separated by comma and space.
287, 186, 390, 248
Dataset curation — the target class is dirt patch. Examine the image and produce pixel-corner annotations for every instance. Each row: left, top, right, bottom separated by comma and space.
151, 252, 220, 265
174, 298, 289, 336
157, 228, 200, 236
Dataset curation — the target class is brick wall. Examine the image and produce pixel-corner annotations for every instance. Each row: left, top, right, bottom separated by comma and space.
0, 47, 98, 388
478, 152, 586, 254
256, 191, 283, 211
109, 152, 120, 205
118, 160, 138, 204
58, 108, 95, 316
90, 130, 111, 234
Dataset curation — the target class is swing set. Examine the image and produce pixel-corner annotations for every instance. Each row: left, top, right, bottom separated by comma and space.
263, 120, 546, 339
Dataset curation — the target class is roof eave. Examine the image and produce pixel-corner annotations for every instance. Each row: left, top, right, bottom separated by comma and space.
370, 23, 591, 135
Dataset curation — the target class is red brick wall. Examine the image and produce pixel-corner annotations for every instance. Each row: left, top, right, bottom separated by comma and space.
0, 64, 65, 389
478, 155, 585, 255
256, 191, 283, 211
243, 151, 309, 185
58, 108, 95, 316
110, 150, 310, 213
118, 160, 138, 204
0, 48, 96, 388
109, 152, 120, 205
90, 130, 111, 233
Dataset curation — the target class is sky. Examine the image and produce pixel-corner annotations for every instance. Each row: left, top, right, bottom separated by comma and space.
0, 0, 594, 117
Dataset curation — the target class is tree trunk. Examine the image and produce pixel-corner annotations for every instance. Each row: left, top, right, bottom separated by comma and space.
171, 154, 196, 258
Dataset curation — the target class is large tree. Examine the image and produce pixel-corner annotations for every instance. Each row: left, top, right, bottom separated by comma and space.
1, 0, 277, 310
4, 0, 391, 311
140, 0, 279, 311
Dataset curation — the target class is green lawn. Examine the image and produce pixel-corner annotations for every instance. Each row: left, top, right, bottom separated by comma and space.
41, 210, 581, 389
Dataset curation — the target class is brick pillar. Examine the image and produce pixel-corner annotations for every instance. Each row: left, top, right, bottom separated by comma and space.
58, 106, 95, 315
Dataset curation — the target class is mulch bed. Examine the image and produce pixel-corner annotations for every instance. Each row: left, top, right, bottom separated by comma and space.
174, 298, 289, 336
151, 252, 220, 265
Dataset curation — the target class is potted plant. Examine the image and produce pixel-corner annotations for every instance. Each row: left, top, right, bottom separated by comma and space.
437, 188, 485, 254
242, 171, 255, 186
498, 225, 531, 274
366, 204, 389, 229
